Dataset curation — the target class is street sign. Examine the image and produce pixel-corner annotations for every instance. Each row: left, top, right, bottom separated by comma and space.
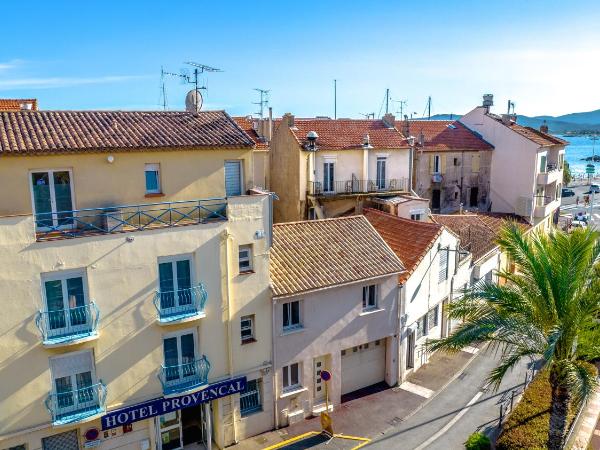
321, 370, 331, 382
586, 164, 595, 174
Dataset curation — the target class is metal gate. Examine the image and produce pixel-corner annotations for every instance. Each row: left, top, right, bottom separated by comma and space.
42, 430, 79, 450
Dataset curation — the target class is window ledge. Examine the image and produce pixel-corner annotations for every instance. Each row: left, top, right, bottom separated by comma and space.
241, 338, 257, 346
239, 270, 255, 276
280, 386, 307, 399
241, 407, 263, 418
145, 192, 165, 198
360, 308, 385, 317
281, 326, 304, 337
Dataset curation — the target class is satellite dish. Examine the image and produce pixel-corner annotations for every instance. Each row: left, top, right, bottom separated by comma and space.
185, 89, 203, 112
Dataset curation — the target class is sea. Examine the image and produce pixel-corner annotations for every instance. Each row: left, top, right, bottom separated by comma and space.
559, 134, 600, 177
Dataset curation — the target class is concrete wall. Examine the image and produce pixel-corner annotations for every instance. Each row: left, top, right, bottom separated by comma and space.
269, 126, 303, 223
0, 195, 273, 448
252, 150, 270, 190
273, 275, 399, 425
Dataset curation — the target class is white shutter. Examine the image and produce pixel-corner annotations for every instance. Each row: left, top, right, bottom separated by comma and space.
50, 351, 94, 378
225, 161, 242, 196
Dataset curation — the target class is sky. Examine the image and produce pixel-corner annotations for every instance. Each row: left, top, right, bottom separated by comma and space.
1, 0, 600, 118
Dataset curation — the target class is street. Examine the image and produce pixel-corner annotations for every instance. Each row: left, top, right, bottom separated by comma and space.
368, 349, 532, 450
561, 183, 600, 229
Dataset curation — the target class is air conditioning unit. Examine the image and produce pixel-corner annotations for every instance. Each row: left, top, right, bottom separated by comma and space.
101, 208, 124, 232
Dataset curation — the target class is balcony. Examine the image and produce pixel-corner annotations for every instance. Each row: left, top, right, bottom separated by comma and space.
537, 163, 563, 185
153, 284, 207, 325
45, 381, 107, 426
534, 196, 561, 218
34, 198, 228, 241
159, 356, 211, 396
308, 178, 407, 196
35, 303, 100, 347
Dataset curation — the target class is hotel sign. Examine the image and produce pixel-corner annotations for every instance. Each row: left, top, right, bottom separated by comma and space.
101, 376, 247, 430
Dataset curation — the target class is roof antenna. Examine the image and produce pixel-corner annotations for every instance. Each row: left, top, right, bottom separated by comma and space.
334, 79, 337, 120
253, 88, 270, 118
160, 66, 168, 110
162, 62, 223, 111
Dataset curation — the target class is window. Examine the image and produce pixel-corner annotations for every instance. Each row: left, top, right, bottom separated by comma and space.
410, 213, 422, 221
145, 163, 161, 194
362, 285, 378, 310
238, 245, 253, 273
416, 314, 428, 339
323, 162, 335, 193
484, 271, 493, 283
472, 154, 480, 173
433, 155, 441, 174
308, 207, 316, 220
31, 169, 74, 230
428, 305, 439, 330
241, 315, 255, 344
283, 301, 301, 331
162, 330, 197, 384
240, 379, 262, 416
42, 271, 90, 335
439, 247, 449, 283
6, 445, 26, 450
556, 183, 562, 200
225, 160, 243, 196
158, 257, 192, 309
376, 157, 387, 189
49, 351, 96, 414
282, 363, 300, 391
558, 153, 565, 170
453, 157, 459, 166
539, 154, 547, 173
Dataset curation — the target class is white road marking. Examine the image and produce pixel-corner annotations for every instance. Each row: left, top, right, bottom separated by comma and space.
594, 214, 600, 220
462, 346, 480, 355
399, 381, 435, 399
414, 390, 484, 450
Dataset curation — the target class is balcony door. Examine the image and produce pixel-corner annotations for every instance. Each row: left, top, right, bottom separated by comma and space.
42, 272, 90, 338
31, 170, 74, 230
163, 331, 197, 384
50, 351, 97, 415
376, 157, 387, 190
323, 162, 335, 193
158, 258, 193, 310
224, 160, 243, 197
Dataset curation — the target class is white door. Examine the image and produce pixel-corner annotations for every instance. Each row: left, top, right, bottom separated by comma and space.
157, 411, 183, 450
341, 340, 386, 395
224, 161, 242, 197
313, 356, 327, 402
31, 170, 74, 230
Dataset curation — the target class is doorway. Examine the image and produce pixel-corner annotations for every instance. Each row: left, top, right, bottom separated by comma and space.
158, 403, 212, 450
313, 356, 327, 403
431, 189, 441, 210
31, 170, 74, 230
470, 187, 479, 207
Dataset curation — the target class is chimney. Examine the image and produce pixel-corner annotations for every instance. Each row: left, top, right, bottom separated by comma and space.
482, 94, 493, 112
418, 131, 425, 146
540, 120, 549, 134
501, 114, 514, 126
268, 107, 273, 140
402, 114, 410, 137
382, 113, 395, 128
283, 112, 295, 128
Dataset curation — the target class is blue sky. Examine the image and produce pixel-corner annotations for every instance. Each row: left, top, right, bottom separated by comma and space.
2, 0, 600, 117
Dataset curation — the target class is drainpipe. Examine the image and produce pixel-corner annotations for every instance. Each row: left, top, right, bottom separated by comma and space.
398, 283, 406, 382
221, 229, 237, 444
272, 297, 280, 429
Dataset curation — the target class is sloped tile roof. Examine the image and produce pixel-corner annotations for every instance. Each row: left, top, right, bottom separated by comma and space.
431, 212, 530, 262
288, 118, 408, 150
232, 116, 269, 150
0, 98, 38, 111
406, 120, 493, 151
270, 216, 405, 297
486, 114, 568, 146
364, 208, 443, 283
0, 110, 255, 155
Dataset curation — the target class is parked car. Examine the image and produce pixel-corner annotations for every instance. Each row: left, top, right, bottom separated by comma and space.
590, 184, 600, 193
574, 212, 589, 223
562, 188, 575, 197
571, 220, 588, 229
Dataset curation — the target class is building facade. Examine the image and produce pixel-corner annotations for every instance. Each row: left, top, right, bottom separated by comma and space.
460, 96, 568, 229
0, 110, 274, 450
269, 217, 404, 425
269, 114, 414, 223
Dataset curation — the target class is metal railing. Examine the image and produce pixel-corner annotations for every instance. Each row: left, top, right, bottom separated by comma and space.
159, 356, 211, 395
309, 178, 407, 196
45, 381, 107, 425
153, 284, 207, 323
240, 382, 262, 416
35, 302, 100, 345
34, 198, 228, 241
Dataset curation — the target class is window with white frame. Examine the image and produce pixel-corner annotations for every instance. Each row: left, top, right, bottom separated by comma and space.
282, 362, 300, 391
158, 257, 192, 309
238, 245, 253, 273
42, 270, 90, 333
240, 378, 262, 416
282, 300, 301, 331
145, 163, 161, 193
362, 285, 378, 311
410, 213, 422, 221
240, 314, 255, 344
439, 247, 449, 283
376, 157, 387, 189
428, 305, 439, 330
539, 154, 547, 173
49, 351, 97, 413
162, 330, 197, 384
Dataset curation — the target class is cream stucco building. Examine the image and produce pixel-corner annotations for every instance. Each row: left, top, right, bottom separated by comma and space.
0, 110, 275, 450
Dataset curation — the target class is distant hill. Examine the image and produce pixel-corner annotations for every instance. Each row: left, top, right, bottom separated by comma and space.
428, 109, 600, 134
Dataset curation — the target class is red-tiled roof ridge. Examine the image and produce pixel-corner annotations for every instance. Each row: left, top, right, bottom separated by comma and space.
232, 116, 269, 150
485, 113, 568, 147
0, 98, 38, 111
363, 208, 443, 283
403, 119, 493, 151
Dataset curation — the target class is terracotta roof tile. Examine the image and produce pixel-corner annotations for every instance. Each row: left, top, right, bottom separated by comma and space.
405, 120, 493, 151
232, 116, 269, 150
364, 208, 443, 283
270, 216, 405, 297
0, 110, 254, 155
431, 212, 530, 262
288, 118, 408, 150
486, 114, 568, 146
0, 98, 38, 111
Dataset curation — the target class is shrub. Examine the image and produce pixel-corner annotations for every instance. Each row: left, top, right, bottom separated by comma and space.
465, 431, 491, 450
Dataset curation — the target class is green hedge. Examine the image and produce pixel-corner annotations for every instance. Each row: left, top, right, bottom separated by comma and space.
496, 368, 584, 450
465, 431, 491, 449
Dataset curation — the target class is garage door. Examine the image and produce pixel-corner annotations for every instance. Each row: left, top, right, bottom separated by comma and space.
341, 339, 386, 395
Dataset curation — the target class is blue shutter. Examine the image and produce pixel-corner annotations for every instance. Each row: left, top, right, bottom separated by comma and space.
225, 161, 242, 197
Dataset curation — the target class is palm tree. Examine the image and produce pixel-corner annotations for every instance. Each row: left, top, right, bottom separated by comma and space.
428, 224, 600, 449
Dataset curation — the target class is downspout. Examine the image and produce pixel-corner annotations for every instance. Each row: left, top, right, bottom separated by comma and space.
222, 229, 237, 444
398, 282, 406, 382
272, 296, 279, 429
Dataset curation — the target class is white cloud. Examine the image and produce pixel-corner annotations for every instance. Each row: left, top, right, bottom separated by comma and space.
0, 75, 148, 90
0, 59, 24, 72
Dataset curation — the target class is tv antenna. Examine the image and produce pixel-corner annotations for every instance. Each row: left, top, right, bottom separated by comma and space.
253, 88, 270, 118
392, 99, 407, 118
162, 62, 223, 111
422, 96, 432, 120
160, 66, 168, 110
360, 112, 375, 119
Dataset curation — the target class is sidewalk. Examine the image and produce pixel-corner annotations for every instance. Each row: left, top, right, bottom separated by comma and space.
231, 348, 480, 450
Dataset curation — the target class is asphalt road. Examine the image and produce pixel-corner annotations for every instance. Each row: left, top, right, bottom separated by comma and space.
368, 349, 533, 450
561, 183, 600, 229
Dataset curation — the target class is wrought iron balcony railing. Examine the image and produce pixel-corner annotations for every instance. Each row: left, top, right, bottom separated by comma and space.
309, 178, 407, 196
153, 284, 207, 324
34, 198, 228, 241
45, 381, 107, 426
35, 302, 100, 346
159, 356, 211, 396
